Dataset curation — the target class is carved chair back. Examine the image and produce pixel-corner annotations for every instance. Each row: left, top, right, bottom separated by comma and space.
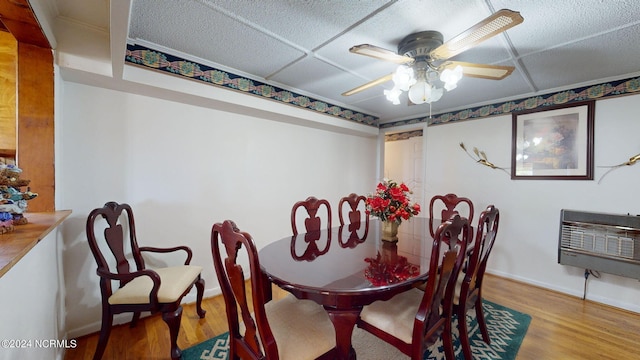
211, 220, 276, 359
291, 196, 332, 235
463, 205, 499, 297
414, 215, 470, 358
454, 205, 499, 360
428, 193, 474, 238
337, 193, 368, 227
337, 193, 369, 248
86, 202, 148, 292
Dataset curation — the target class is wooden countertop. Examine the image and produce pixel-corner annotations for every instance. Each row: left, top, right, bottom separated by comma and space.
0, 210, 72, 278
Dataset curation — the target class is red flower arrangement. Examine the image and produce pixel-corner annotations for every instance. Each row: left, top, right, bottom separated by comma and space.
365, 179, 421, 224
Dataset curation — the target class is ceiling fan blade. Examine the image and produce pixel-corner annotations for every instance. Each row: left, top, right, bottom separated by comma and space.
430, 9, 524, 61
350, 44, 415, 64
441, 61, 515, 80
342, 73, 394, 96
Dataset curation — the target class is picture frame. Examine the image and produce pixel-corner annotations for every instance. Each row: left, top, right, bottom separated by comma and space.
511, 100, 595, 180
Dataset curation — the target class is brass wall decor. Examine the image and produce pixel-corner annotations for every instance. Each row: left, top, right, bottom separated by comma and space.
459, 142, 509, 175
597, 153, 640, 184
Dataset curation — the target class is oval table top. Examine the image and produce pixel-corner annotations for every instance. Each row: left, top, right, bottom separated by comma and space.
259, 217, 438, 303
259, 217, 442, 360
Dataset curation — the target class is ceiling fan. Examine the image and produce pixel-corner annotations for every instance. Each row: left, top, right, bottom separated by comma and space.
342, 9, 524, 105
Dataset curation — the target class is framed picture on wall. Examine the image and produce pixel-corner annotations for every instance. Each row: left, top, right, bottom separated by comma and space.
511, 100, 595, 180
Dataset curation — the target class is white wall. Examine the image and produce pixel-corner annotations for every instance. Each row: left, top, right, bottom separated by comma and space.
59, 82, 640, 341
402, 95, 640, 312
0, 231, 68, 360
57, 82, 378, 338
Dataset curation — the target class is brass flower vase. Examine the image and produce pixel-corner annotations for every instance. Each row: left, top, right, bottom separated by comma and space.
381, 220, 399, 242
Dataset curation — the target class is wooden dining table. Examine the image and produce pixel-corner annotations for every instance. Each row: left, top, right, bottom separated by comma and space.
259, 217, 439, 360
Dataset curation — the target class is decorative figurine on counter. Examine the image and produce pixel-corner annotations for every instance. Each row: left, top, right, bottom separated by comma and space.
0, 164, 38, 229
0, 211, 13, 234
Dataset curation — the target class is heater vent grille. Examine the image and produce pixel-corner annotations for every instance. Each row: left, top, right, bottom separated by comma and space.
558, 210, 640, 279
560, 222, 638, 260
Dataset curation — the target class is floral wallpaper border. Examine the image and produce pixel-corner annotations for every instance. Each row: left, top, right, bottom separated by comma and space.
380, 75, 640, 129
125, 44, 379, 127
124, 44, 640, 133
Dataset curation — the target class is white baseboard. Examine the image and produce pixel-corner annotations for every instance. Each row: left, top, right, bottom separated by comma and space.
487, 270, 640, 314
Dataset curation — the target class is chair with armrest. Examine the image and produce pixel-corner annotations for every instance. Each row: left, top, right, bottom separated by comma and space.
356, 215, 471, 360
453, 205, 500, 360
428, 193, 474, 238
211, 220, 337, 359
85, 201, 205, 360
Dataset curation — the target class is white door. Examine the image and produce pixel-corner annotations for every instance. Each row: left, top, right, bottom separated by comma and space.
384, 135, 425, 214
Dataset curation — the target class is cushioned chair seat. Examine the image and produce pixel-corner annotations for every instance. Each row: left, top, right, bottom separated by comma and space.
109, 265, 203, 304
360, 288, 424, 343
265, 294, 336, 360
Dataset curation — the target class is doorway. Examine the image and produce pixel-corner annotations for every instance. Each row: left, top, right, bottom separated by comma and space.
384, 133, 425, 213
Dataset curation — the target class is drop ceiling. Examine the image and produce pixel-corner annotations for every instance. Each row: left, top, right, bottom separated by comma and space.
51, 0, 640, 125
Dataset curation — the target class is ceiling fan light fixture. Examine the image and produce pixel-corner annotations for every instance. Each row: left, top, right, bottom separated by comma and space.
392, 65, 416, 91
440, 65, 463, 91
430, 87, 444, 102
384, 86, 402, 105
408, 80, 431, 104
408, 81, 444, 104
443, 82, 457, 92
387, 63, 458, 105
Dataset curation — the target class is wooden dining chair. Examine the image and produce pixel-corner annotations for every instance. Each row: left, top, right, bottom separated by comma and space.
85, 202, 206, 360
211, 220, 337, 360
337, 193, 369, 248
453, 205, 500, 360
290, 196, 333, 260
428, 193, 474, 238
356, 215, 471, 360
291, 196, 332, 235
337, 193, 368, 228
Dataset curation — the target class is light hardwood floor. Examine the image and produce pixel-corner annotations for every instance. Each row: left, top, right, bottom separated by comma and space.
64, 274, 640, 360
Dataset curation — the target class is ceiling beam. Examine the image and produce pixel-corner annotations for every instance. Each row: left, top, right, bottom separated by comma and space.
0, 0, 50, 48
110, 0, 131, 80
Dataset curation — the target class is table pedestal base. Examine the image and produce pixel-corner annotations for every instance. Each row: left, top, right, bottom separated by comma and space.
325, 306, 361, 360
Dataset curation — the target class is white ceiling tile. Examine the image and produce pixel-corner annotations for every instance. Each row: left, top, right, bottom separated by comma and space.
522, 23, 640, 90
201, 0, 391, 49
53, 0, 640, 124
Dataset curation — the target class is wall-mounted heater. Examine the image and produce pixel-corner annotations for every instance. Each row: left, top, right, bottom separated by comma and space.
558, 209, 640, 279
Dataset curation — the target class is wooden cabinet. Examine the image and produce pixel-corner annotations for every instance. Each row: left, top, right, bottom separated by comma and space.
0, 1, 54, 212
0, 30, 16, 160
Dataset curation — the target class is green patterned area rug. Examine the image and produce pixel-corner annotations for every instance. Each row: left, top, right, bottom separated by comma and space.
181, 300, 531, 360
